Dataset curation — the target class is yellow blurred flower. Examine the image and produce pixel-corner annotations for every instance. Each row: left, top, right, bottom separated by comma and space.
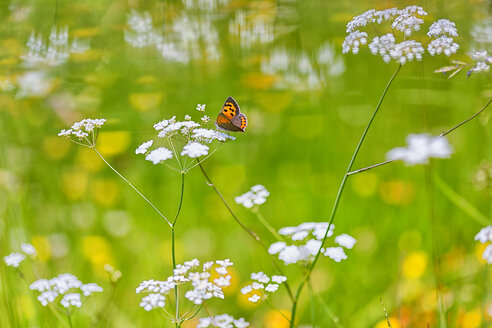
91, 178, 120, 207
459, 308, 482, 328
81, 235, 114, 276
96, 131, 131, 156
129, 92, 163, 111
76, 147, 103, 171
60, 169, 88, 200
262, 309, 291, 328
241, 72, 277, 90
31, 236, 51, 262
351, 172, 378, 197
375, 316, 401, 328
43, 136, 71, 160
379, 180, 415, 205
256, 92, 293, 113
402, 251, 428, 279
475, 242, 490, 264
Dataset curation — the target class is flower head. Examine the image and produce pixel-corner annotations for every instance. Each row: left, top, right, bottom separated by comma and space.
145, 147, 173, 164
181, 142, 209, 158
241, 272, 286, 303
197, 314, 249, 328
428, 19, 458, 37
58, 119, 106, 147
4, 252, 26, 268
235, 185, 270, 208
268, 222, 355, 265
386, 133, 453, 165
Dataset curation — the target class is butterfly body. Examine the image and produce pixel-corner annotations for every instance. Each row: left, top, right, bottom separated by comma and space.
216, 97, 247, 132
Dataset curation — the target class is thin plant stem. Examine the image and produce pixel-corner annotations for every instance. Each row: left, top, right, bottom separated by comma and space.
90, 283, 117, 328
251, 207, 286, 242
92, 147, 172, 228
347, 97, 492, 176
66, 312, 73, 328
172, 173, 185, 327
307, 279, 316, 328
289, 64, 402, 328
380, 298, 392, 328
308, 285, 343, 328
197, 160, 294, 301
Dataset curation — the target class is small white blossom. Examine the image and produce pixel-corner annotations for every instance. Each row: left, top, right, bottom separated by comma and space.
60, 293, 82, 308
145, 147, 173, 164
4, 252, 25, 267
38, 290, 58, 306
241, 272, 285, 303
251, 272, 270, 283
428, 19, 458, 37
470, 50, 492, 73
475, 226, 492, 243
197, 314, 249, 328
265, 284, 279, 292
135, 140, 153, 154
248, 294, 261, 302
58, 119, 106, 142
427, 36, 459, 56
235, 185, 270, 208
181, 142, 209, 158
342, 30, 368, 54
184, 115, 191, 120
80, 283, 103, 296
386, 133, 453, 165
140, 293, 166, 311
335, 234, 357, 249
392, 14, 424, 36
20, 243, 37, 257
324, 247, 348, 262
483, 245, 492, 264
201, 115, 210, 123
271, 275, 287, 283
196, 104, 206, 112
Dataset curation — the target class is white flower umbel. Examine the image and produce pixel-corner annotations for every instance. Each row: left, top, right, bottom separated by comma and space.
137, 103, 235, 173
197, 314, 250, 328
145, 147, 173, 164
428, 19, 458, 37
4, 252, 26, 268
30, 273, 102, 307
344, 6, 458, 64
58, 118, 107, 147
136, 259, 233, 315
475, 226, 492, 264
20, 243, 37, 257
470, 50, 492, 73
427, 36, 459, 56
196, 104, 206, 112
181, 142, 209, 158
268, 222, 356, 265
235, 185, 270, 208
241, 272, 286, 303
386, 133, 453, 165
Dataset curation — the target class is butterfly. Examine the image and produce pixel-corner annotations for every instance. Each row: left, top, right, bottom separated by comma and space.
215, 96, 247, 132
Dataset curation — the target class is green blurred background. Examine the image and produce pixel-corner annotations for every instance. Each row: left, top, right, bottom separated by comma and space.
1, 0, 491, 327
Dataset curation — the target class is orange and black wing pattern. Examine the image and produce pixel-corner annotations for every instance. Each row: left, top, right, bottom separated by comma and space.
216, 97, 247, 132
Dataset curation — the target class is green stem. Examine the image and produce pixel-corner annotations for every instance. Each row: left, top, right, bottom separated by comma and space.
67, 312, 73, 328
92, 147, 172, 228
252, 208, 286, 242
197, 160, 294, 301
289, 64, 402, 328
172, 173, 185, 326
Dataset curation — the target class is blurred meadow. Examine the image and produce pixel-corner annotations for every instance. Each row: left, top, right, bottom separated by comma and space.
1, 0, 492, 327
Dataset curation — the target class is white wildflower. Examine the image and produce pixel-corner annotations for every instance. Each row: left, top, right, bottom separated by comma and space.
80, 283, 103, 296
483, 245, 492, 264
386, 133, 453, 165
135, 140, 153, 154
57, 118, 107, 143
145, 147, 173, 164
265, 284, 279, 292
470, 50, 492, 73
4, 252, 25, 268
60, 293, 82, 308
196, 104, 206, 112
346, 9, 376, 33
181, 142, 209, 158
335, 234, 357, 249
475, 226, 492, 243
140, 293, 166, 311
197, 314, 249, 328
248, 294, 261, 302
324, 247, 348, 262
235, 185, 270, 208
184, 115, 191, 120
20, 243, 36, 257
271, 275, 287, 283
38, 290, 58, 306
392, 14, 424, 36
428, 19, 458, 37
342, 30, 368, 54
201, 115, 210, 123
368, 34, 396, 63
427, 36, 459, 56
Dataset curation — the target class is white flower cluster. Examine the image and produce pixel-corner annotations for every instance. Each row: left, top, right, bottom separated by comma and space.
136, 106, 234, 168
30, 273, 103, 308
386, 133, 453, 166
4, 243, 37, 268
21, 26, 90, 66
343, 6, 460, 64
235, 185, 270, 208
240, 272, 287, 303
470, 50, 492, 73
58, 119, 106, 141
427, 19, 459, 56
475, 226, 492, 264
197, 314, 249, 328
268, 222, 356, 265
136, 259, 233, 311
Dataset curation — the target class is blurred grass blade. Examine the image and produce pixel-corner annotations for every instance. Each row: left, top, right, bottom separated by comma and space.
433, 174, 489, 226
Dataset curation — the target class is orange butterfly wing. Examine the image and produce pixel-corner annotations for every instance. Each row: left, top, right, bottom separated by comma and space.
216, 97, 247, 132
